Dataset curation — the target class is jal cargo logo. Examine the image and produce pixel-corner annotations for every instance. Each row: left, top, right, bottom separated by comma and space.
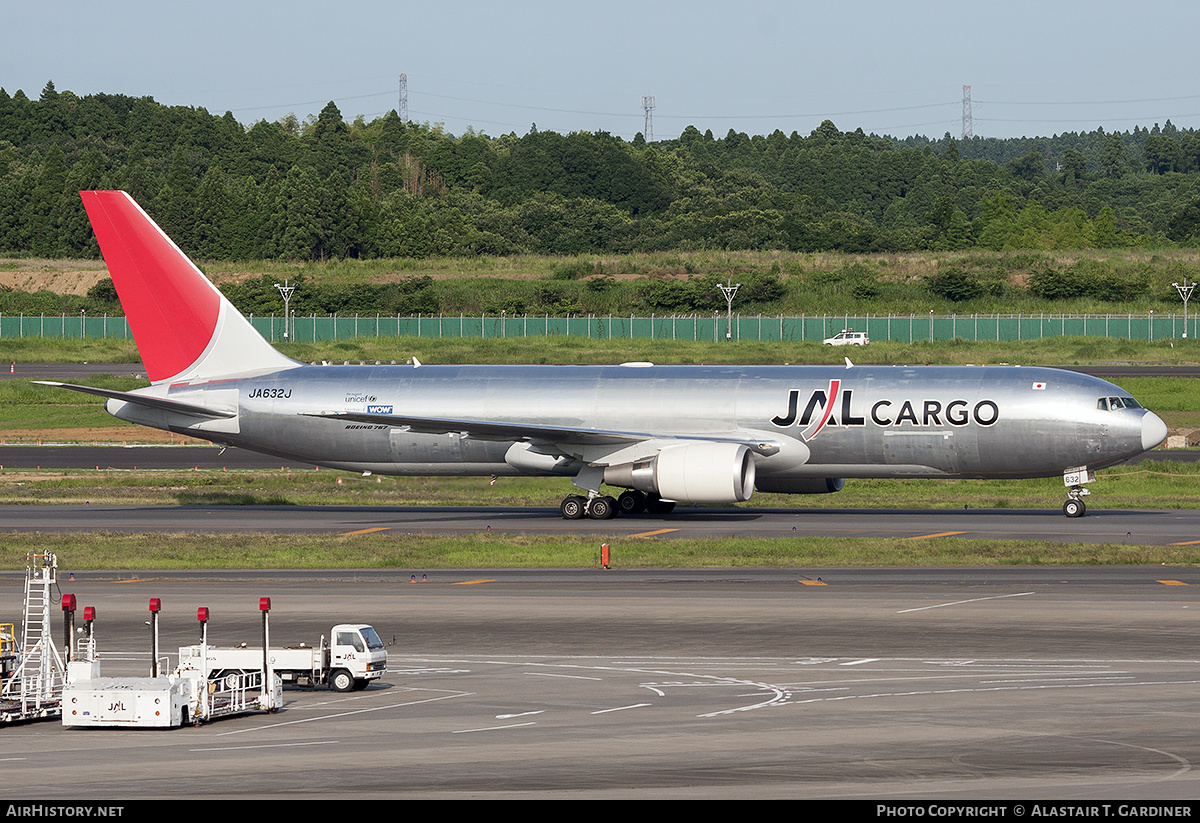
771, 379, 999, 441
366, 405, 393, 414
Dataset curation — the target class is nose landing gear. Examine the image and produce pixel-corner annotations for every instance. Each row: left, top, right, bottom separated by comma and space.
1062, 466, 1094, 518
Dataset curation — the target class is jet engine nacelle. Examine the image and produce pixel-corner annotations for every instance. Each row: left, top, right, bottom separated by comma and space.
604, 442, 756, 504
754, 476, 845, 495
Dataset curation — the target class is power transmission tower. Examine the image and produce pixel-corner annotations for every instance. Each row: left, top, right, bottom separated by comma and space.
641, 94, 655, 142
399, 73, 409, 124
961, 84, 973, 140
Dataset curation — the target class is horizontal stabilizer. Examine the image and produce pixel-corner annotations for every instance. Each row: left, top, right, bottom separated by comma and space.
35, 382, 237, 419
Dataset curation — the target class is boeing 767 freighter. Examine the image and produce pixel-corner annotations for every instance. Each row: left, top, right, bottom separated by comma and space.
41, 191, 1168, 519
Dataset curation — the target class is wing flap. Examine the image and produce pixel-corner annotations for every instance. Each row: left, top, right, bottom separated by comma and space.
302, 410, 787, 460
303, 410, 642, 445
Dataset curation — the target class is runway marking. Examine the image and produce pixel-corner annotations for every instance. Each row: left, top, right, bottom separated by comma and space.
527, 672, 603, 681
628, 528, 679, 537
981, 675, 1135, 685
213, 689, 471, 736
1157, 579, 1188, 585
340, 527, 390, 535
908, 531, 966, 539
497, 711, 544, 719
453, 579, 495, 585
453, 721, 536, 733
1169, 539, 1200, 545
898, 591, 1034, 613
592, 703, 651, 714
783, 677, 1200, 707
840, 658, 880, 666
190, 740, 335, 752
698, 683, 787, 717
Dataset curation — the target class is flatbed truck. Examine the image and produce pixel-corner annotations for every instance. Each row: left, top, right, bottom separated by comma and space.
178, 624, 387, 692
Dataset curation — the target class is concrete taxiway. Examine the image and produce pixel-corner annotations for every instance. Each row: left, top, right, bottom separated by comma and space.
0, 567, 1196, 799
1, 502, 1198, 544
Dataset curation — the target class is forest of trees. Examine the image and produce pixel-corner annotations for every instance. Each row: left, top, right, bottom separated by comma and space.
5, 80, 1200, 266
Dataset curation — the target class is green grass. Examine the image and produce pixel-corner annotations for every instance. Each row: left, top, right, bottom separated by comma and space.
0, 375, 147, 433
0, 532, 1196, 570
0, 337, 140, 363
1, 460, 1196, 509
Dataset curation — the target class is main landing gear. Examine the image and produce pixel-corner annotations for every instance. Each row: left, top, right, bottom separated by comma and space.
560, 490, 676, 520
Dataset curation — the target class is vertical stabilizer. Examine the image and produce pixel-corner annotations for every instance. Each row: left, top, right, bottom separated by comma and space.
80, 191, 297, 384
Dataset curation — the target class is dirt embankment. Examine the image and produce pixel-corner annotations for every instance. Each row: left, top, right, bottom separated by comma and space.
1, 426, 208, 445
0, 260, 110, 295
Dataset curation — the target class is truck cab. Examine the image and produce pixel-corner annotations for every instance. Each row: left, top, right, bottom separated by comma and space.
329, 624, 387, 691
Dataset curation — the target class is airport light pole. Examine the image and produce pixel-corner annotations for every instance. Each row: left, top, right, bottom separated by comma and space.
1174, 279, 1195, 339
275, 280, 295, 341
717, 279, 740, 340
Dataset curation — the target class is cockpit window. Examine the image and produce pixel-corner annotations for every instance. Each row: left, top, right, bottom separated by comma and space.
1098, 396, 1141, 411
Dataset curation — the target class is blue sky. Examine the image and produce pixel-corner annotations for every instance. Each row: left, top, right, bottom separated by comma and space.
5, 1, 1200, 141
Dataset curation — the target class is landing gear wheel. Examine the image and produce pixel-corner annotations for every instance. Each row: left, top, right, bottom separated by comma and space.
1063, 498, 1086, 518
645, 494, 676, 515
617, 490, 646, 515
587, 495, 617, 520
561, 495, 586, 519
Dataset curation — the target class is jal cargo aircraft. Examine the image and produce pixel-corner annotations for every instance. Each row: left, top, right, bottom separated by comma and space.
44, 191, 1167, 520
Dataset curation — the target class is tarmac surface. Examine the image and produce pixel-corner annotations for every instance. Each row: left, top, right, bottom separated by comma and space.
0, 567, 1196, 799
1, 502, 1198, 545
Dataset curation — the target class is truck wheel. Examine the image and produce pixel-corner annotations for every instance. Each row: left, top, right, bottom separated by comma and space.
330, 669, 354, 692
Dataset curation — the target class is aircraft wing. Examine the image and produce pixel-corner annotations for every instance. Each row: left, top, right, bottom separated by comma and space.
303, 410, 782, 455
34, 381, 237, 419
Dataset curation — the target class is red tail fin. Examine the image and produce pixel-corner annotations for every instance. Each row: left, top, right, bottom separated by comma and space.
80, 191, 294, 383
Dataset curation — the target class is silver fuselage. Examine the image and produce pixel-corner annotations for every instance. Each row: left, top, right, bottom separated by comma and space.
108, 363, 1160, 485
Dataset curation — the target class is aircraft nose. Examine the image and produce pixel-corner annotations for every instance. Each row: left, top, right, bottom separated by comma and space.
1142, 410, 1168, 452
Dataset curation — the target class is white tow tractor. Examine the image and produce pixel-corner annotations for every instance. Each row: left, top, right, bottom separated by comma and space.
179, 621, 387, 692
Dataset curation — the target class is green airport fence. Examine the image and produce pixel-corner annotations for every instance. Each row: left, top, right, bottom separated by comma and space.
1, 312, 1195, 343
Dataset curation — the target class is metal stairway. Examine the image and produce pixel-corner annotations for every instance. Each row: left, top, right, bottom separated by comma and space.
0, 552, 66, 720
